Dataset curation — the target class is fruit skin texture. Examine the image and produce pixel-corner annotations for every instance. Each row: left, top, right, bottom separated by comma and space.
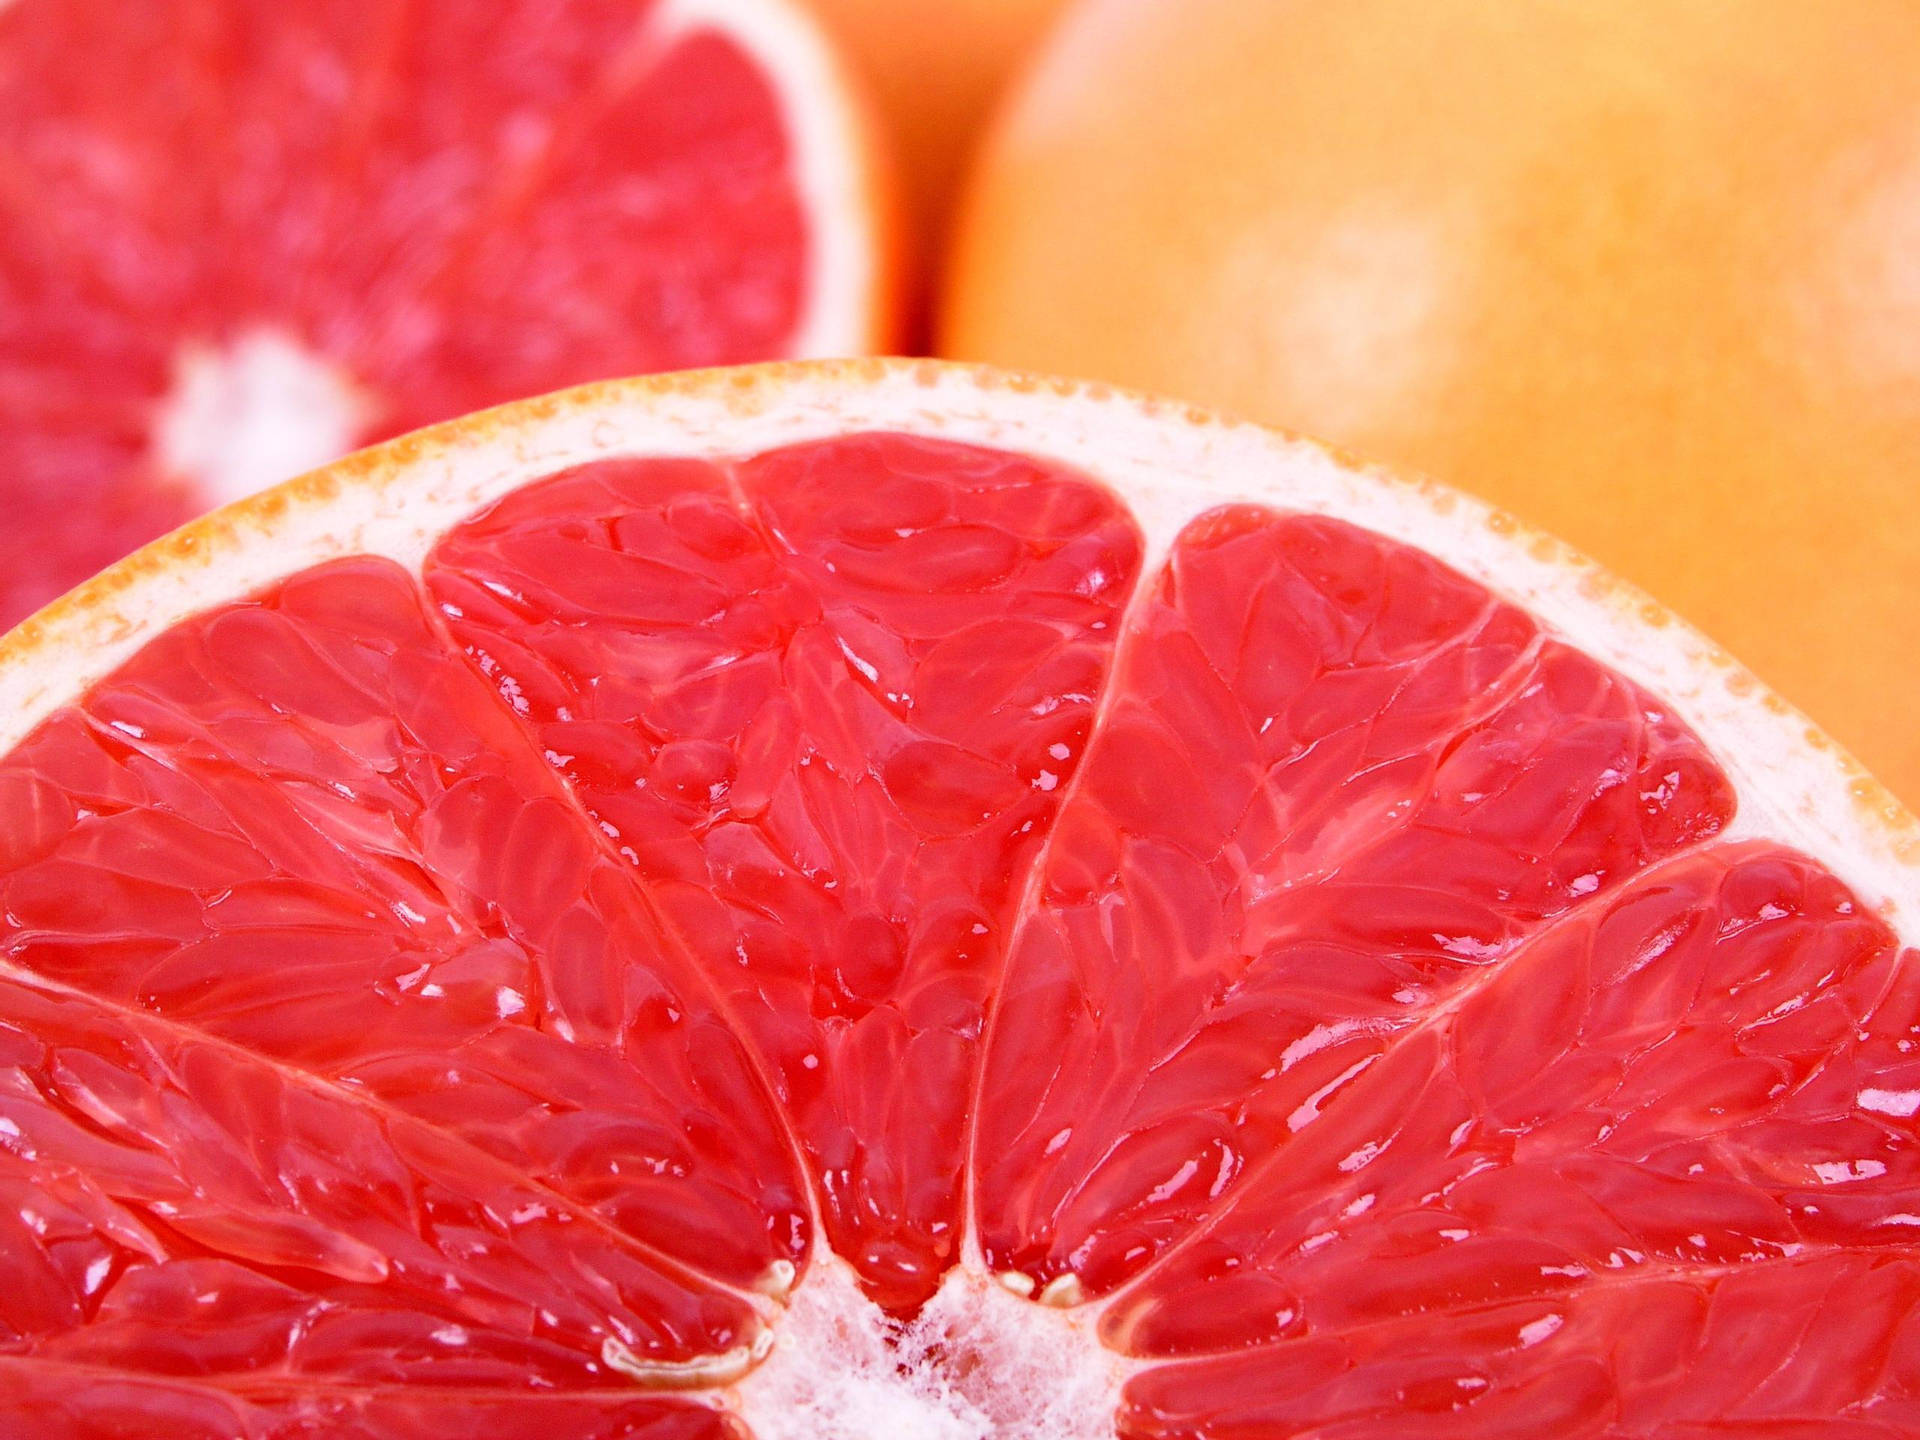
802, 0, 1069, 317
942, 0, 1920, 805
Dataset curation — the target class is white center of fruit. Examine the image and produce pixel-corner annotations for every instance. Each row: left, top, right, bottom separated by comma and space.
153, 328, 377, 507
734, 1258, 1131, 1440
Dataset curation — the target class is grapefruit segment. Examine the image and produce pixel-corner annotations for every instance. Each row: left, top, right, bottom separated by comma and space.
0, 558, 810, 1292
0, 0, 886, 628
1, 362, 1917, 1432
0, 975, 759, 1385
0, 1363, 740, 1440
971, 508, 1734, 1301
367, 14, 812, 432
424, 435, 1141, 1309
1118, 1250, 1920, 1439
1103, 843, 1910, 1359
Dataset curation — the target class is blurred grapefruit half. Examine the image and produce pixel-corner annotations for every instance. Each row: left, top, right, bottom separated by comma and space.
942, 0, 1920, 806
0, 0, 893, 632
2, 360, 1919, 1437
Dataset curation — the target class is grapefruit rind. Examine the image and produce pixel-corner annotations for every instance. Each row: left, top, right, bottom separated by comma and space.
4, 359, 1912, 938
652, 0, 894, 360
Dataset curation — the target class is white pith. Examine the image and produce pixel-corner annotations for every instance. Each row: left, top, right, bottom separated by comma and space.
3, 358, 1916, 1433
152, 329, 377, 509
654, 0, 882, 358
732, 1256, 1130, 1440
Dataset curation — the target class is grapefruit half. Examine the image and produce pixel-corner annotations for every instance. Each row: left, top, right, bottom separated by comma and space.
2, 359, 1918, 1437
0, 0, 892, 633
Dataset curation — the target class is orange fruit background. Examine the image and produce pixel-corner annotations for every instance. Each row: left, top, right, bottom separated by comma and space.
942, 0, 1920, 804
802, 0, 1070, 326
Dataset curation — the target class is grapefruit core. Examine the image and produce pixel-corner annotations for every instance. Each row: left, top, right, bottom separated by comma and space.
2, 359, 1918, 1437
0, 0, 892, 633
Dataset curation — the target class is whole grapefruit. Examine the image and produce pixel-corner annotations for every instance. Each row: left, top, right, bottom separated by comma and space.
942, 0, 1920, 803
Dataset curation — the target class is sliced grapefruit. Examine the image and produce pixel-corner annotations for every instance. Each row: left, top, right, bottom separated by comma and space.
2, 359, 1917, 1437
0, 0, 892, 633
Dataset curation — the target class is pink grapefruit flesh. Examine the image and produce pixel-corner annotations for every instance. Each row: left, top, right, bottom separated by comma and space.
1, 362, 1917, 1437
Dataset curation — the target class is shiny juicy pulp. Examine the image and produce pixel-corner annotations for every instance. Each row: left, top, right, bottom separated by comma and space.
1, 432, 1916, 1436
0, 0, 815, 630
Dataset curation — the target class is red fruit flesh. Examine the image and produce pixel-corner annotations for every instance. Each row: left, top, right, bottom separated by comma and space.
1, 557, 808, 1298
1107, 845, 1909, 1357
2, 432, 1915, 1435
972, 507, 1735, 1298
0, 1365, 741, 1440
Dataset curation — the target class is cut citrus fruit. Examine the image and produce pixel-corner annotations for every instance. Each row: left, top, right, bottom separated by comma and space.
0, 0, 892, 633
2, 359, 1918, 1438
940, 0, 1920, 806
